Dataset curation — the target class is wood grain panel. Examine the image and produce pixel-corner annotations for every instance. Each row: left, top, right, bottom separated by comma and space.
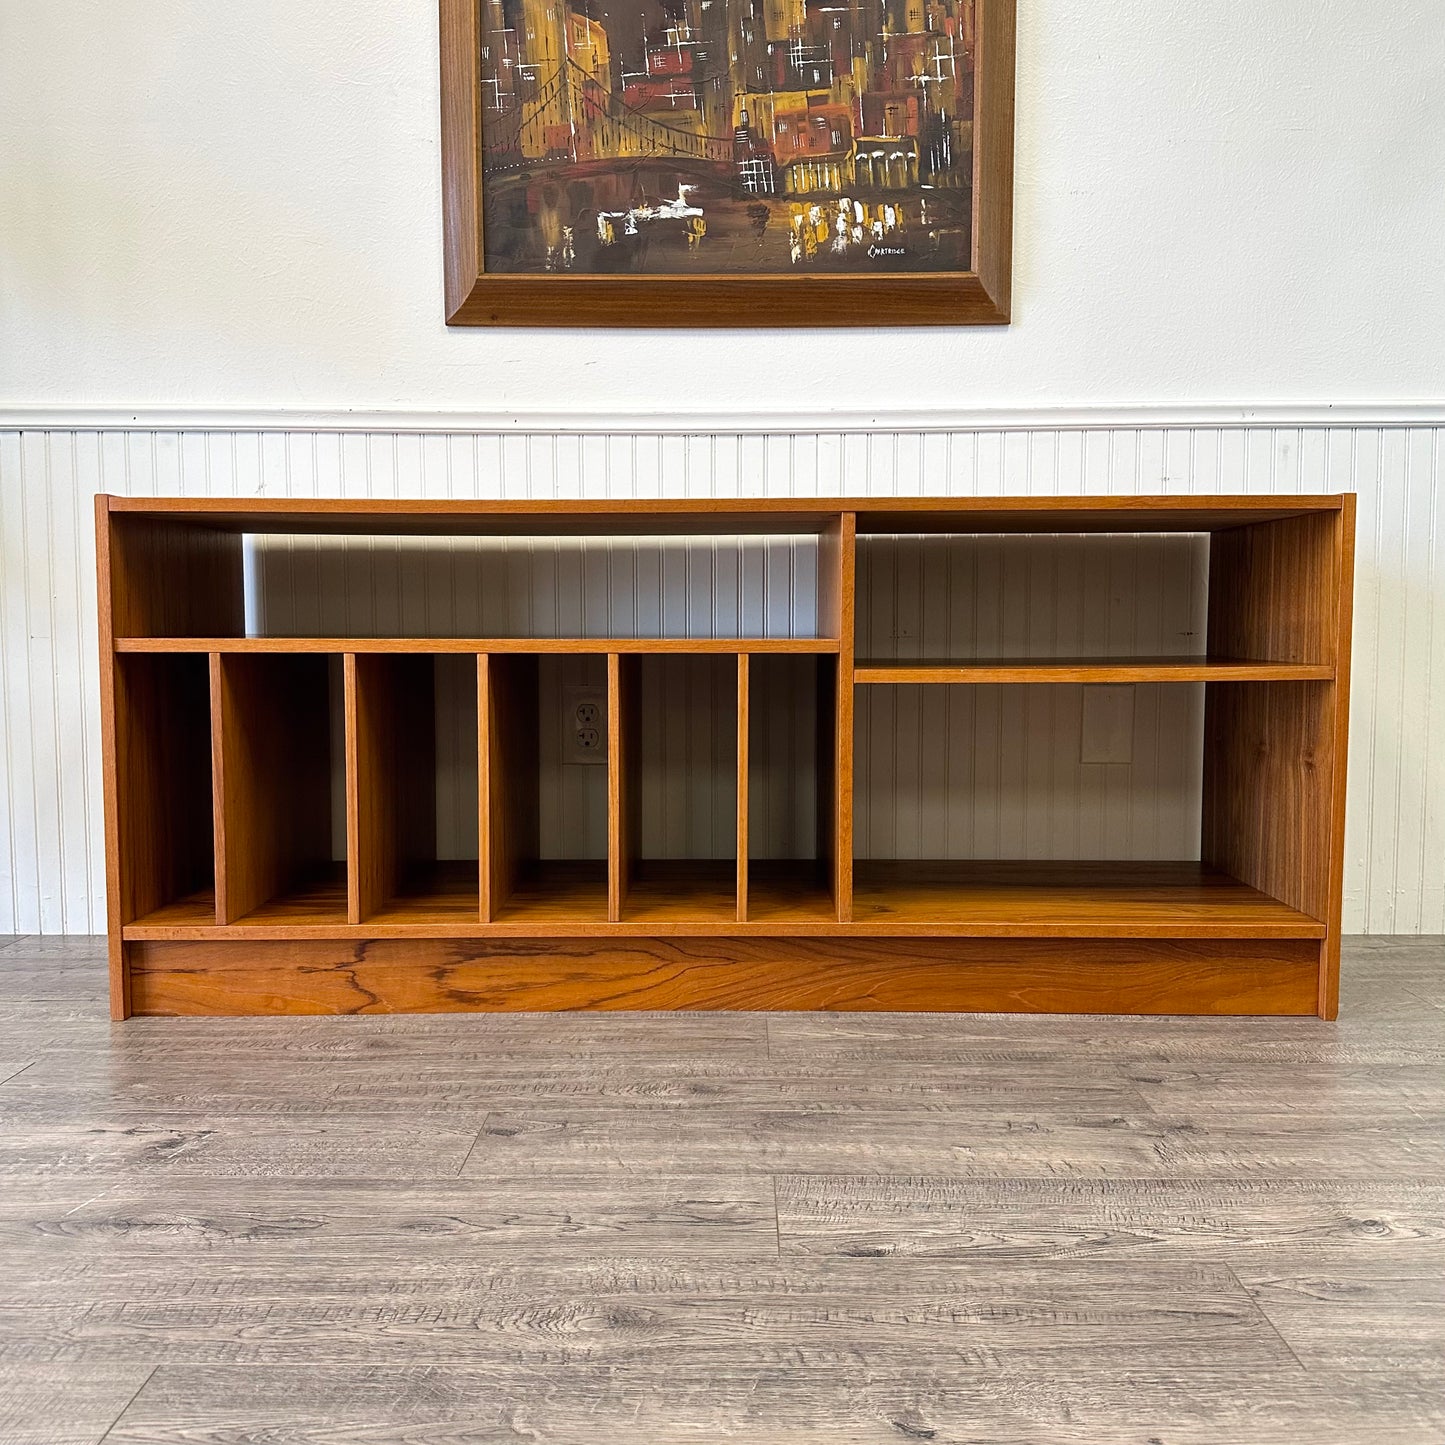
1322, 495, 1357, 1016
1202, 681, 1334, 927
853, 860, 1324, 936
815, 654, 839, 916
736, 655, 749, 922
1202, 506, 1355, 1017
104, 494, 1345, 533
855, 658, 1335, 683
104, 510, 244, 638
1209, 511, 1342, 665
438, 0, 480, 322
127, 935, 1321, 1016
211, 654, 334, 924
832, 515, 856, 919
974, 0, 1016, 318
479, 653, 540, 920
345, 654, 440, 923
111, 655, 214, 929
608, 653, 640, 921
117, 637, 842, 654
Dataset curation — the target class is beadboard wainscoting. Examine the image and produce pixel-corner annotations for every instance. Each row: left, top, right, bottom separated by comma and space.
0, 420, 1441, 935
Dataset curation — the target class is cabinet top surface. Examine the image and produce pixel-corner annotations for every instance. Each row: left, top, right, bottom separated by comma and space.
101, 493, 1351, 536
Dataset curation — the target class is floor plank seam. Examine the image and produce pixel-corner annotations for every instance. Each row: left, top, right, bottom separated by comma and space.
94, 1365, 157, 1444
455, 1115, 491, 1176
771, 1174, 783, 1257
1224, 1263, 1309, 1372
1400, 985, 1445, 1014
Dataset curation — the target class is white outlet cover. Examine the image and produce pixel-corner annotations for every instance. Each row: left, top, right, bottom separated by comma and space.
563, 685, 607, 765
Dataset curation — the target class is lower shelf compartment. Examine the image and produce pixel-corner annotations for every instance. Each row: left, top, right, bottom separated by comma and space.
132, 888, 219, 928
493, 861, 609, 924
367, 862, 482, 925
126, 934, 1325, 1016
747, 861, 837, 922
851, 860, 1325, 937
233, 866, 350, 927
124, 859, 1322, 939
623, 861, 738, 923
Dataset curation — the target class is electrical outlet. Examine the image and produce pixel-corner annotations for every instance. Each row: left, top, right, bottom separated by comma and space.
564, 686, 607, 765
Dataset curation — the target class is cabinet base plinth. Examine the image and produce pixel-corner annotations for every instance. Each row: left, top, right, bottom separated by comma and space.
126, 936, 1323, 1017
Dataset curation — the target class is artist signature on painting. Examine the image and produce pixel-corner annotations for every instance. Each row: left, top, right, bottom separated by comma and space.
867, 245, 906, 258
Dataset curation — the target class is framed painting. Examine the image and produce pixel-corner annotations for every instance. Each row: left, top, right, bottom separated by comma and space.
439, 0, 1014, 325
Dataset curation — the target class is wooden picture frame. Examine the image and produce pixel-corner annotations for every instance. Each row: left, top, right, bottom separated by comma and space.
439, 0, 1015, 326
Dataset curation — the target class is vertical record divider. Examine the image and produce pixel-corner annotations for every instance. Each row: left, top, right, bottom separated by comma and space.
736, 653, 750, 922
818, 513, 857, 921
208, 653, 227, 926
477, 654, 495, 923
343, 654, 369, 925
607, 652, 640, 922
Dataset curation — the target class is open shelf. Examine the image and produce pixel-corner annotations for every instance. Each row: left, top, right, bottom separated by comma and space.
348, 654, 481, 924
117, 636, 841, 654
855, 657, 1335, 684
110, 519, 845, 644
851, 861, 1325, 937
230, 863, 350, 926
746, 861, 837, 923
212, 653, 346, 926
621, 860, 740, 923
491, 861, 610, 924
743, 653, 841, 922
612, 653, 741, 922
483, 654, 610, 922
131, 889, 218, 928
112, 654, 216, 930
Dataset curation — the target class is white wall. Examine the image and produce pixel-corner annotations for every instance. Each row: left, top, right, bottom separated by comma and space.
1, 420, 1442, 936
2, 5, 1443, 933
2, 2, 1444, 413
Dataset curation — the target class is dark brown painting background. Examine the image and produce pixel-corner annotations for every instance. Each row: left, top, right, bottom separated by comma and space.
478, 0, 975, 275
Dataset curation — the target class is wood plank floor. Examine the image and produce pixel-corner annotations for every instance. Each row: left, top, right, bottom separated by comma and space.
0, 934, 1441, 1443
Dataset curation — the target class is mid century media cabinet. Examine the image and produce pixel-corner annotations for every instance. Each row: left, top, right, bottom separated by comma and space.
97, 493, 1354, 1019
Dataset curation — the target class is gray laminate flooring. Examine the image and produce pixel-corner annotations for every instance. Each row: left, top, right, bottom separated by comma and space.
0, 936, 1442, 1444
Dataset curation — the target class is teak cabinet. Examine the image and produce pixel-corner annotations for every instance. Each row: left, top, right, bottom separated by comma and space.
97, 494, 1355, 1020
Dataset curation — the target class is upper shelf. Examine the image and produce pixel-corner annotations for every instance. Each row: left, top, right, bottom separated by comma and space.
116, 637, 840, 654
854, 656, 1335, 684
102, 494, 1350, 536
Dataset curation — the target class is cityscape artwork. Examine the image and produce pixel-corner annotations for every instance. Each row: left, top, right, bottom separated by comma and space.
477, 0, 977, 275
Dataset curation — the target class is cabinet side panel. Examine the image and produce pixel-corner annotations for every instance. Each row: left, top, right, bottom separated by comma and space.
96, 497, 127, 1016
110, 516, 245, 637
1208, 511, 1341, 665
1202, 679, 1334, 924
1320, 498, 1356, 1017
